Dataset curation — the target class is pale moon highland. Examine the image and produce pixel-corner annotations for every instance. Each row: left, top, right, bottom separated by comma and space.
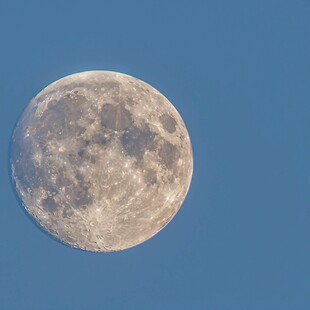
10, 71, 193, 252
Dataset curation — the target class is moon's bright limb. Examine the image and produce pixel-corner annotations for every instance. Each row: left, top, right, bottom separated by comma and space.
10, 71, 193, 252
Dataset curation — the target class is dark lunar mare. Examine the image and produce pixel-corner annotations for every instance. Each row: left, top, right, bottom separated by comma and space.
9, 98, 95, 250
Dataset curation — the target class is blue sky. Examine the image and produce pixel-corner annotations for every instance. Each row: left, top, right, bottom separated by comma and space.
0, 0, 309, 309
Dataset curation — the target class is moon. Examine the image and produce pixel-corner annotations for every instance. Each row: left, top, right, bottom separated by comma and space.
10, 71, 193, 252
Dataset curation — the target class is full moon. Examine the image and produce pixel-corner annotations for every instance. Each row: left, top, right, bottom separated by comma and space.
10, 71, 193, 252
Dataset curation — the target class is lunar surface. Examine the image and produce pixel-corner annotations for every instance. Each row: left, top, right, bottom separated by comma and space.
10, 71, 193, 252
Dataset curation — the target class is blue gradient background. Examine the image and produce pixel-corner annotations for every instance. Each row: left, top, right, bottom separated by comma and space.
0, 1, 309, 309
